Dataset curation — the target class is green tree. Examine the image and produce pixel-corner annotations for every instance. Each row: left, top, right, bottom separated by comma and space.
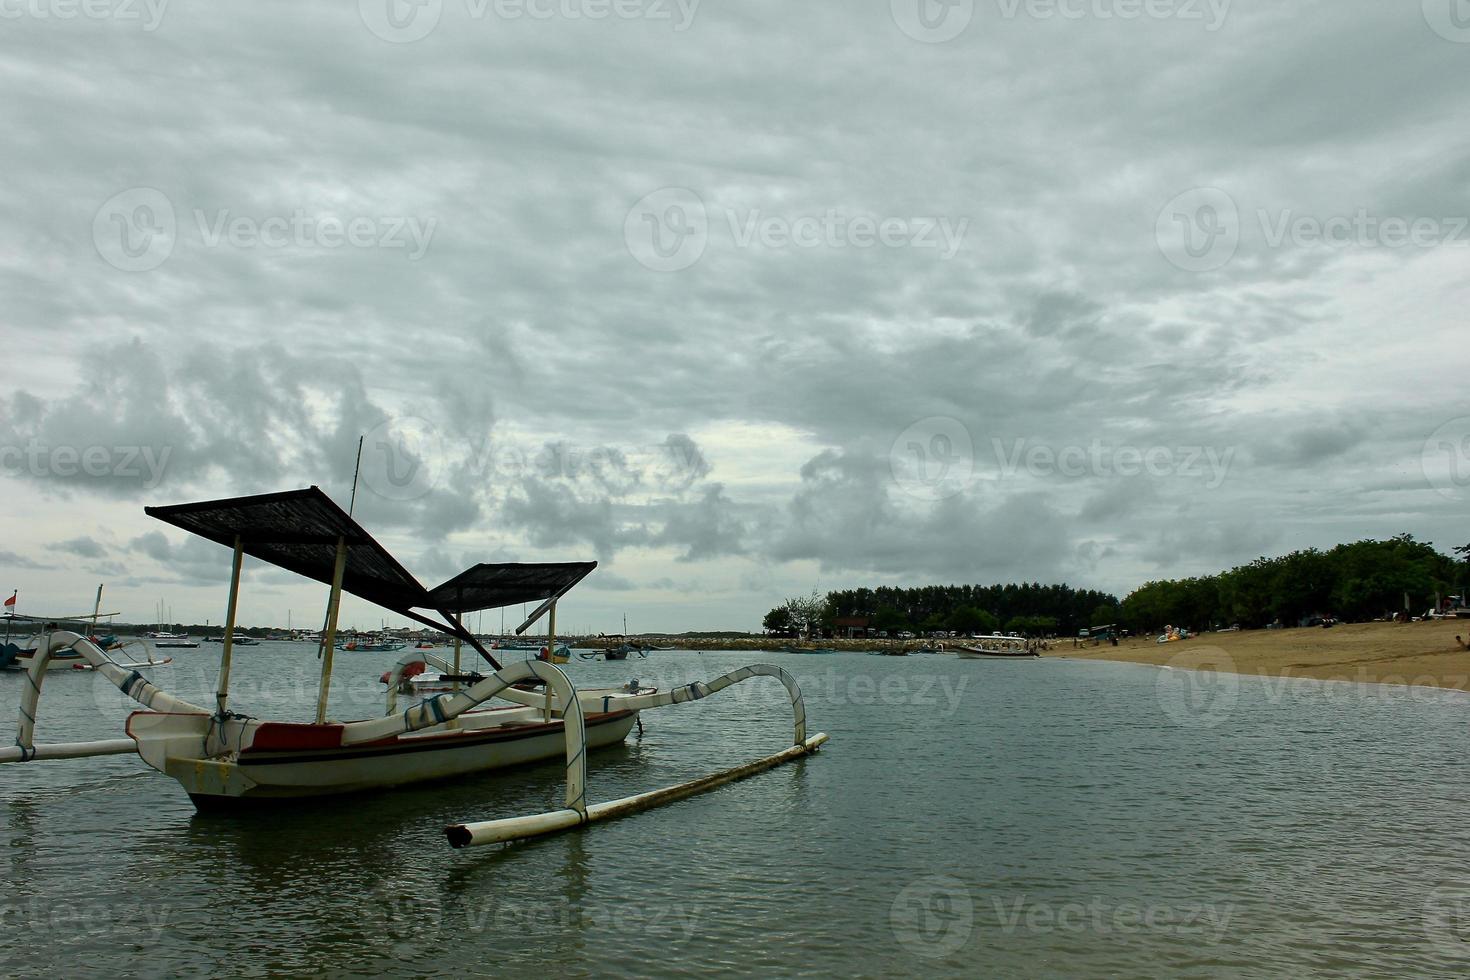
782, 591, 829, 637
947, 605, 998, 635
762, 606, 793, 634
871, 606, 911, 634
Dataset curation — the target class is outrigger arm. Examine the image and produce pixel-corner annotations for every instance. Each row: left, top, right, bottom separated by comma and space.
443, 663, 828, 848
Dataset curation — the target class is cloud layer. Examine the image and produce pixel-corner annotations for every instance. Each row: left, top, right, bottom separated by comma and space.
2, 1, 1468, 629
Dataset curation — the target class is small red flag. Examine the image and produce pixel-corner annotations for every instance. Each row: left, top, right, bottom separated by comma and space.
3, 592, 15, 609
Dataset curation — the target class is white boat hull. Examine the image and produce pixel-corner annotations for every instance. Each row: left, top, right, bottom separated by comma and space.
130, 707, 639, 806
3, 650, 87, 672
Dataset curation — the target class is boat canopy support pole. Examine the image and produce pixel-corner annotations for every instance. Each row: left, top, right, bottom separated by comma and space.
544, 598, 557, 721
314, 536, 348, 725
2, 630, 208, 765
444, 663, 828, 848
216, 535, 243, 717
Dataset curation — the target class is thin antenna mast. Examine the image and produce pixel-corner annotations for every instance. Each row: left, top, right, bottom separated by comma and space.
348, 435, 365, 517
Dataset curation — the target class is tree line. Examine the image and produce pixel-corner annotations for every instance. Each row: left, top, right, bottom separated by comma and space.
1120, 535, 1470, 632
764, 583, 1121, 637
760, 537, 1470, 638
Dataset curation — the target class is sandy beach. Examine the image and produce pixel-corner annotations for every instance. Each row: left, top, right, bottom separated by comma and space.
1053, 619, 1470, 691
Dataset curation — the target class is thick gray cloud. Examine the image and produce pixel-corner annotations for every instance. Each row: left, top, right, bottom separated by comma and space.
1, 1, 1467, 630
55, 536, 107, 559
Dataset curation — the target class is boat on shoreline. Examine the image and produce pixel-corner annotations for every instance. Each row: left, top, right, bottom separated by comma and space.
336, 634, 406, 653
956, 635, 1039, 659
205, 633, 259, 646
1, 486, 827, 848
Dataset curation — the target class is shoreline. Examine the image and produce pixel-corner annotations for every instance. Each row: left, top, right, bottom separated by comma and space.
1045, 619, 1470, 692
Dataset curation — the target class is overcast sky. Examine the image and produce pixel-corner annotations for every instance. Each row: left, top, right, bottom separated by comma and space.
2, 0, 1468, 632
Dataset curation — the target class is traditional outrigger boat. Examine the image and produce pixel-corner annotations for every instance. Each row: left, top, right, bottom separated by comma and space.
2, 587, 172, 672
956, 635, 1039, 659
0, 487, 827, 848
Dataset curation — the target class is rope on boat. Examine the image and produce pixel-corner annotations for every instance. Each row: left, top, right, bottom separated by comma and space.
204, 710, 256, 758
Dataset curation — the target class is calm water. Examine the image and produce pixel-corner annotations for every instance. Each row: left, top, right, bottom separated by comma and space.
3, 643, 1470, 977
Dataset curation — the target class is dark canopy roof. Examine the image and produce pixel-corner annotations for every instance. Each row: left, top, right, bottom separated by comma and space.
427, 562, 597, 614
145, 487, 434, 612
145, 488, 596, 626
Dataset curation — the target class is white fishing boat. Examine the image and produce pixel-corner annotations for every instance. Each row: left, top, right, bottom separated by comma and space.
955, 635, 1039, 659
1, 586, 169, 672
1, 487, 827, 848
